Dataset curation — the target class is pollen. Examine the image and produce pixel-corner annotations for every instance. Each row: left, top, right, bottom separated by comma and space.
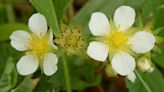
104, 31, 128, 52
27, 36, 50, 57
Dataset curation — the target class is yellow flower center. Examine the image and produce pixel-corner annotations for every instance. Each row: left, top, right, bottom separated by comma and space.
66, 35, 78, 47
104, 31, 128, 52
28, 36, 50, 57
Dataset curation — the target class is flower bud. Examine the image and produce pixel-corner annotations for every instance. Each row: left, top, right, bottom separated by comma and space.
105, 64, 117, 77
137, 58, 153, 72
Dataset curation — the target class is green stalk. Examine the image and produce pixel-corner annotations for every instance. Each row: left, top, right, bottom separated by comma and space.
62, 54, 72, 92
135, 70, 152, 92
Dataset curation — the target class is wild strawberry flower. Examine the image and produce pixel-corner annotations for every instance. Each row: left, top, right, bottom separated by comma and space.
87, 6, 155, 82
10, 13, 58, 76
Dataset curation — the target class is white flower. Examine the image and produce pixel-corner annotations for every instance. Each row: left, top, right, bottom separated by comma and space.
87, 6, 155, 82
10, 13, 58, 76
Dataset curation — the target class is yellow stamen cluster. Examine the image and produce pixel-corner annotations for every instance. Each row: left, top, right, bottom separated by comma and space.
104, 31, 128, 52
26, 35, 50, 58
54, 24, 85, 55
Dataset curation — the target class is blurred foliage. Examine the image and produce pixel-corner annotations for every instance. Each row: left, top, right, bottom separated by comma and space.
126, 69, 164, 92
0, 57, 17, 92
0, 0, 164, 92
34, 55, 101, 92
14, 76, 32, 92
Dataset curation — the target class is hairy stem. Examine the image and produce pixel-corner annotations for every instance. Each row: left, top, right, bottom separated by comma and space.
62, 54, 72, 92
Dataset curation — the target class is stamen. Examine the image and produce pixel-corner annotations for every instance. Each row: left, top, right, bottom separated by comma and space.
104, 31, 128, 52
27, 35, 50, 58
54, 24, 86, 55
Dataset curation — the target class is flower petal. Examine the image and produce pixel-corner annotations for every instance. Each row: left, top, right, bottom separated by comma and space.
48, 30, 57, 49
89, 12, 110, 36
129, 31, 155, 53
127, 72, 136, 83
43, 53, 58, 76
28, 13, 47, 37
111, 51, 135, 76
87, 41, 109, 62
10, 30, 31, 51
16, 55, 39, 76
114, 5, 135, 31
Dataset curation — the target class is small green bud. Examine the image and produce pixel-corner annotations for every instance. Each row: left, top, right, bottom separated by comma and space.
105, 64, 117, 77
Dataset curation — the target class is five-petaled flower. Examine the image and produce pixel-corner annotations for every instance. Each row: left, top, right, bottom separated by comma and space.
10, 13, 58, 76
87, 5, 155, 82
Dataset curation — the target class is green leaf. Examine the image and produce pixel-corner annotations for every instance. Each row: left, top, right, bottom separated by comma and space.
0, 3, 6, 24
31, 0, 60, 36
154, 8, 164, 29
126, 69, 164, 92
14, 76, 32, 92
0, 42, 21, 77
0, 57, 18, 92
0, 23, 28, 41
141, 0, 164, 20
53, 0, 69, 20
152, 46, 164, 68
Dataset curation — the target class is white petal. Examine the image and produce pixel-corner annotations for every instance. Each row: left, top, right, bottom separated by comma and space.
43, 53, 58, 76
111, 51, 135, 76
28, 13, 47, 37
16, 55, 39, 76
87, 41, 109, 62
89, 12, 110, 36
10, 30, 31, 51
127, 72, 136, 83
129, 31, 155, 53
114, 6, 136, 31
48, 30, 57, 49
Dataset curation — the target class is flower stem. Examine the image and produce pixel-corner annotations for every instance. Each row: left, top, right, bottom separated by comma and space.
62, 54, 72, 92
135, 70, 152, 92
